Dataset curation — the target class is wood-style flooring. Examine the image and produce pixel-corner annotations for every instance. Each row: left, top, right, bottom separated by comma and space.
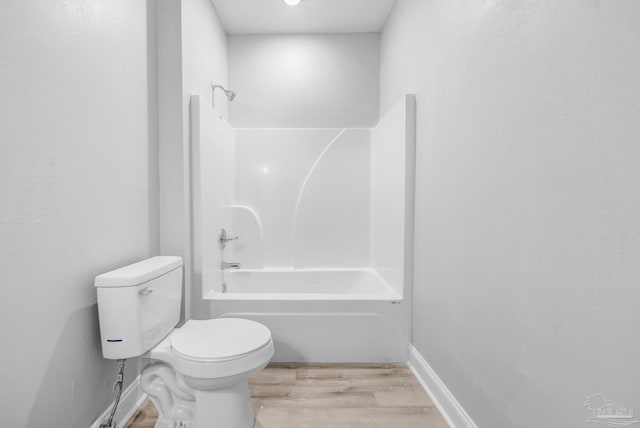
124, 363, 449, 428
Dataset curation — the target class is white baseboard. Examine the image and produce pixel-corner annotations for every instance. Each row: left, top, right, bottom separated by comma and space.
408, 345, 478, 428
90, 376, 147, 428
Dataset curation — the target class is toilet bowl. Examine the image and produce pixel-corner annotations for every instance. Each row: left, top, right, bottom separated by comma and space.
141, 318, 274, 428
94, 257, 274, 428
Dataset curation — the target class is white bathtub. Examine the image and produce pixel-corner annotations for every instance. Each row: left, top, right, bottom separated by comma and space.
203, 268, 409, 362
204, 268, 401, 300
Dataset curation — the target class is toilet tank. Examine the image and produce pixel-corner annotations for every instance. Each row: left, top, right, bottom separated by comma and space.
95, 256, 183, 360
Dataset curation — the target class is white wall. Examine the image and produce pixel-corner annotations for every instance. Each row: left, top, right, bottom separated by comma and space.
228, 33, 380, 128
182, 0, 229, 121
381, 0, 640, 426
181, 0, 228, 318
0, 1, 157, 426
158, 0, 228, 319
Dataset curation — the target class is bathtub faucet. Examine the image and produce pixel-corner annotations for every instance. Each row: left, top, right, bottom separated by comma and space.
221, 261, 241, 270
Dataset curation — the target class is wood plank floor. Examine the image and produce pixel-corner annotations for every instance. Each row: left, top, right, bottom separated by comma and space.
124, 363, 449, 428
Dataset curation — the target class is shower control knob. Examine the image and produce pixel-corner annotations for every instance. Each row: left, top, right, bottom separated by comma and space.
218, 228, 239, 249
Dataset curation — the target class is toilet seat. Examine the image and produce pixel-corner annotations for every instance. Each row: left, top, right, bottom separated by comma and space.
143, 318, 274, 428
148, 318, 274, 380
170, 318, 272, 362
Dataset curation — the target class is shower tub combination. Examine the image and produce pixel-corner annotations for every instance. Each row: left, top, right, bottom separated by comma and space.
191, 94, 416, 362
204, 268, 407, 362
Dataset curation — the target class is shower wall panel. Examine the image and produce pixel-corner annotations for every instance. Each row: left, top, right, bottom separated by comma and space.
371, 95, 416, 297
231, 128, 371, 268
191, 95, 235, 295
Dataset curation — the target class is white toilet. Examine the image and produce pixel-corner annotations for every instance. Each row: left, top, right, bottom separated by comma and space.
95, 256, 274, 428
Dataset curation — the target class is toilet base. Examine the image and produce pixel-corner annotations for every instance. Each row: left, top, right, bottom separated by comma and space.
192, 382, 254, 428
142, 363, 260, 428
149, 382, 255, 428
140, 325, 274, 428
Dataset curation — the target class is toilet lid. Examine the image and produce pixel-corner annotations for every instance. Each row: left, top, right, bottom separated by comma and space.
170, 318, 272, 362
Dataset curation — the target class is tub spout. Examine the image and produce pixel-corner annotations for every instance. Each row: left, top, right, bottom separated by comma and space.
221, 261, 241, 270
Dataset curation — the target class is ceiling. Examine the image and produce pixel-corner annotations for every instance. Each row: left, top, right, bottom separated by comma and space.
210, 0, 396, 34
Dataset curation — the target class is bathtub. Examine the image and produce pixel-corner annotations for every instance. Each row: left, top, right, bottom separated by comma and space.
203, 268, 410, 362
205, 268, 401, 300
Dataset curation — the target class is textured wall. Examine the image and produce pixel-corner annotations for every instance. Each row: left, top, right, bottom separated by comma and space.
182, 0, 229, 120
0, 1, 158, 426
381, 0, 640, 426
228, 33, 380, 128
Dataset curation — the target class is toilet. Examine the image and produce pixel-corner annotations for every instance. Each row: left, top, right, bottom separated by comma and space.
95, 256, 274, 428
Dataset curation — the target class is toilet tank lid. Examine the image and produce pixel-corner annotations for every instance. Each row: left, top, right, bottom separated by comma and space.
95, 256, 183, 288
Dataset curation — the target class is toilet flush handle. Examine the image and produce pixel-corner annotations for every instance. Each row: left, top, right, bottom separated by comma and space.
139, 287, 154, 296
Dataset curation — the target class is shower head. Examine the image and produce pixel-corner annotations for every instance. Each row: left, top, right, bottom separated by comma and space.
211, 84, 236, 108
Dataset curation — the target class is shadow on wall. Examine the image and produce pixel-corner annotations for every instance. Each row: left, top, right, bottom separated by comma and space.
146, 0, 160, 257
191, 271, 210, 319
267, 339, 305, 363
25, 305, 136, 428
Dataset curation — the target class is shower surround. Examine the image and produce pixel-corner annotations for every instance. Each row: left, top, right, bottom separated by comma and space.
191, 95, 415, 361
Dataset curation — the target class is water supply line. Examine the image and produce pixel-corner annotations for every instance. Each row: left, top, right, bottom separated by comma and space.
100, 359, 126, 428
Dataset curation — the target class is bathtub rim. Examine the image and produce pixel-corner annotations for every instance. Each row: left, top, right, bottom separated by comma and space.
204, 291, 403, 301
204, 267, 403, 301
